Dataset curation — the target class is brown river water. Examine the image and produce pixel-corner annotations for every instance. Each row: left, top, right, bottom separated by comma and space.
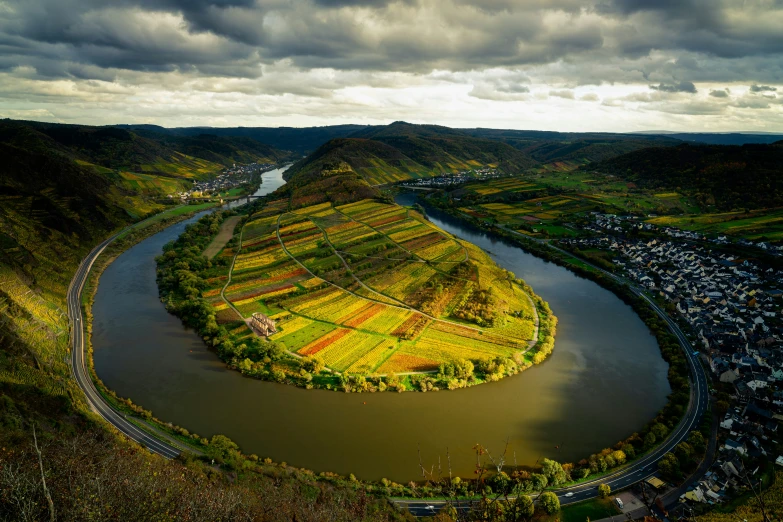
92, 168, 670, 482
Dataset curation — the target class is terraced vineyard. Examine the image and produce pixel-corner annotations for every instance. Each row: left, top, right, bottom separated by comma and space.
206, 199, 543, 377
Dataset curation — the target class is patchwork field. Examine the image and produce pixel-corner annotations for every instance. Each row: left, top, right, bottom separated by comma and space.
454, 171, 700, 239
207, 199, 540, 376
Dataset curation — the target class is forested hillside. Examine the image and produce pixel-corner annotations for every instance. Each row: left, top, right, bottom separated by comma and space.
284, 121, 537, 186
586, 142, 783, 210
119, 123, 367, 155
464, 128, 679, 165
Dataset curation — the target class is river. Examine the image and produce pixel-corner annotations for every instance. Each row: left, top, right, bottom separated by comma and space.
92, 168, 670, 482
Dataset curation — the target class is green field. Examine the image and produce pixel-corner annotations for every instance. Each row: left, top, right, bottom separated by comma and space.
558, 497, 621, 522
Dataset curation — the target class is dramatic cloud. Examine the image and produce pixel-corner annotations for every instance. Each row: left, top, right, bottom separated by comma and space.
750, 84, 778, 93
650, 82, 697, 94
0, 0, 781, 130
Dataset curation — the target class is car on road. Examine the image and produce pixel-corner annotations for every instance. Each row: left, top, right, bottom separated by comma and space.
565, 492, 574, 497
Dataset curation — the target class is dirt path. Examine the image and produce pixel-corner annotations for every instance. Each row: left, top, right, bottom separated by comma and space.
203, 216, 241, 259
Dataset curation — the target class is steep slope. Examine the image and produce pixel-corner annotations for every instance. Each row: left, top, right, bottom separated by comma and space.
586, 142, 783, 210
284, 122, 537, 186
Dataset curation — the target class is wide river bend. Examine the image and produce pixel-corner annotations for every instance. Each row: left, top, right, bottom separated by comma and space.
92, 168, 670, 482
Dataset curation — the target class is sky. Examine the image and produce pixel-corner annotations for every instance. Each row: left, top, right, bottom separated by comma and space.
0, 0, 782, 132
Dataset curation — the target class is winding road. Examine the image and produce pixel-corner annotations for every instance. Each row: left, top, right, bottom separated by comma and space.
67, 227, 182, 460
66, 208, 710, 515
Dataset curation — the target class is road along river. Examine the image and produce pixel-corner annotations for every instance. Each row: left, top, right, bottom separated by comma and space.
90, 172, 670, 482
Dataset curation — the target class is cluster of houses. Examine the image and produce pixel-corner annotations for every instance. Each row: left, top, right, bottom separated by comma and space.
400, 167, 500, 188
169, 162, 275, 201
679, 400, 774, 505
559, 220, 782, 507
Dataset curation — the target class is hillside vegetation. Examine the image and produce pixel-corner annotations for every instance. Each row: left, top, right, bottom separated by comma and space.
1, 119, 293, 199
464, 128, 680, 166
119, 122, 368, 155
586, 142, 783, 211
283, 122, 537, 186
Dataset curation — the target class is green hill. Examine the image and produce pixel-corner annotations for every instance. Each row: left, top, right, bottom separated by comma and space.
284, 121, 537, 187
586, 142, 783, 210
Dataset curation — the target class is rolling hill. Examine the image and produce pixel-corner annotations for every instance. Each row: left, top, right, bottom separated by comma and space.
283, 121, 538, 187
463, 128, 681, 165
585, 142, 783, 210
118, 123, 367, 155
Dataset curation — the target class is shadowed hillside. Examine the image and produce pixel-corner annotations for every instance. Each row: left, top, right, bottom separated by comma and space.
585, 142, 783, 210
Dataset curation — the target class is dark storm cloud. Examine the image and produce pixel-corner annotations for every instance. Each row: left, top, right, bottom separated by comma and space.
650, 81, 697, 93
750, 84, 778, 92
709, 89, 729, 98
0, 0, 782, 87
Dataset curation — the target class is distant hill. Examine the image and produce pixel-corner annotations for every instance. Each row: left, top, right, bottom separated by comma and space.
128, 129, 292, 166
462, 128, 681, 164
586, 142, 783, 210
118, 123, 367, 155
284, 122, 537, 188
637, 132, 783, 145
18, 120, 292, 175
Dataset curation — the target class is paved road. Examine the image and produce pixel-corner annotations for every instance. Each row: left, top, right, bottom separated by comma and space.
396, 226, 711, 517
67, 227, 182, 460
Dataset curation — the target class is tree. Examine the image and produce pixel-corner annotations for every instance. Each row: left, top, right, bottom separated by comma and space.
504, 494, 534, 521
643, 432, 656, 449
541, 458, 567, 486
598, 483, 611, 498
209, 434, 240, 460
675, 442, 693, 466
651, 423, 668, 440
538, 491, 560, 515
530, 473, 548, 492
658, 452, 680, 479
688, 431, 706, 453
611, 450, 627, 465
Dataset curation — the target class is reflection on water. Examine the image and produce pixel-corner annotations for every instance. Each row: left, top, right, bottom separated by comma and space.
92, 179, 669, 482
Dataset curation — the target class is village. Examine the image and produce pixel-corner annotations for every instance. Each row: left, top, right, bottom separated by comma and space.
170, 161, 276, 201
559, 214, 783, 509
400, 167, 501, 188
